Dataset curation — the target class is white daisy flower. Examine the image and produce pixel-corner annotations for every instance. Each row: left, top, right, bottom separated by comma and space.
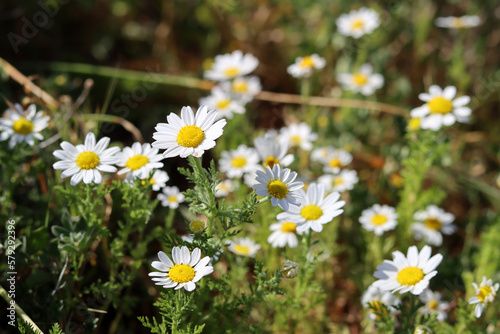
311, 146, 332, 163
219, 144, 259, 178
117, 142, 164, 179
336, 7, 380, 39
359, 204, 398, 236
411, 205, 456, 247
279, 122, 318, 151
227, 237, 260, 257
125, 169, 170, 191
157, 186, 185, 209
52, 133, 120, 186
204, 50, 259, 81
148, 246, 213, 291
287, 54, 326, 78
373, 245, 443, 295
318, 169, 359, 193
410, 85, 472, 131
152, 106, 226, 158
276, 183, 345, 233
469, 276, 499, 318
252, 164, 304, 211
267, 220, 303, 248
215, 179, 237, 197
435, 15, 481, 29
319, 148, 353, 174
361, 283, 400, 320
282, 260, 300, 278
219, 76, 261, 103
419, 289, 449, 321
0, 103, 49, 149
254, 133, 294, 169
199, 86, 246, 120
337, 64, 384, 96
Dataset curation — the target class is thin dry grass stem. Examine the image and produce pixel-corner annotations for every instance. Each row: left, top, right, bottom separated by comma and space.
81, 114, 144, 143
0, 57, 58, 108
255, 91, 409, 117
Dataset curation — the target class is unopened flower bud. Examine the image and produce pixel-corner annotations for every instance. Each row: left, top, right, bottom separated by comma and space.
189, 221, 205, 234
282, 260, 299, 278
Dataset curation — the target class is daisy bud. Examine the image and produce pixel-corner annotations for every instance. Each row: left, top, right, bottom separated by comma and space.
414, 325, 433, 334
282, 260, 299, 278
189, 221, 205, 234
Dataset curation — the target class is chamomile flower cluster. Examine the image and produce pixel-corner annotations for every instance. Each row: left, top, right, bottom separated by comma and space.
202, 50, 261, 119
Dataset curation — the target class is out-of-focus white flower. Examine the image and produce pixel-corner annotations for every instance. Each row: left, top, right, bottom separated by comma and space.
319, 148, 353, 174
279, 123, 318, 151
361, 283, 400, 320
219, 76, 261, 103
254, 133, 294, 169
204, 50, 259, 81
469, 276, 499, 318
318, 169, 359, 193
435, 15, 481, 29
157, 186, 185, 209
215, 179, 237, 197
359, 204, 398, 236
337, 63, 384, 96
117, 142, 164, 179
0, 103, 49, 148
268, 220, 302, 248
199, 86, 246, 120
411, 205, 456, 247
287, 54, 326, 78
419, 289, 449, 321
227, 237, 261, 257
219, 145, 259, 178
336, 7, 380, 39
410, 85, 471, 131
282, 260, 299, 278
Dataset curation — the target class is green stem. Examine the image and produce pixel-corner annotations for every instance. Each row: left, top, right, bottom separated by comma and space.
165, 208, 176, 230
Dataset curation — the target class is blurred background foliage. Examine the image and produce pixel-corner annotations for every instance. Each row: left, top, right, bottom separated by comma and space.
1, 0, 500, 333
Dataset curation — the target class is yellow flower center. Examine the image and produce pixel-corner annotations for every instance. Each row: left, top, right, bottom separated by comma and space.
371, 214, 388, 226
168, 264, 195, 283
141, 178, 155, 186
176, 125, 205, 148
168, 195, 178, 202
189, 221, 205, 234
12, 118, 34, 135
329, 158, 343, 168
317, 115, 328, 128
76, 152, 100, 170
368, 300, 388, 319
408, 118, 421, 131
427, 299, 439, 310
397, 267, 424, 286
216, 99, 231, 109
477, 286, 493, 303
299, 56, 315, 69
263, 156, 279, 169
424, 218, 442, 231
232, 80, 248, 93
352, 73, 368, 86
267, 180, 288, 199
451, 18, 465, 28
290, 135, 302, 146
301, 204, 323, 220
351, 19, 365, 29
427, 97, 453, 115
224, 67, 240, 77
234, 245, 250, 255
231, 156, 247, 168
280, 222, 297, 233
334, 177, 344, 186
126, 154, 149, 171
